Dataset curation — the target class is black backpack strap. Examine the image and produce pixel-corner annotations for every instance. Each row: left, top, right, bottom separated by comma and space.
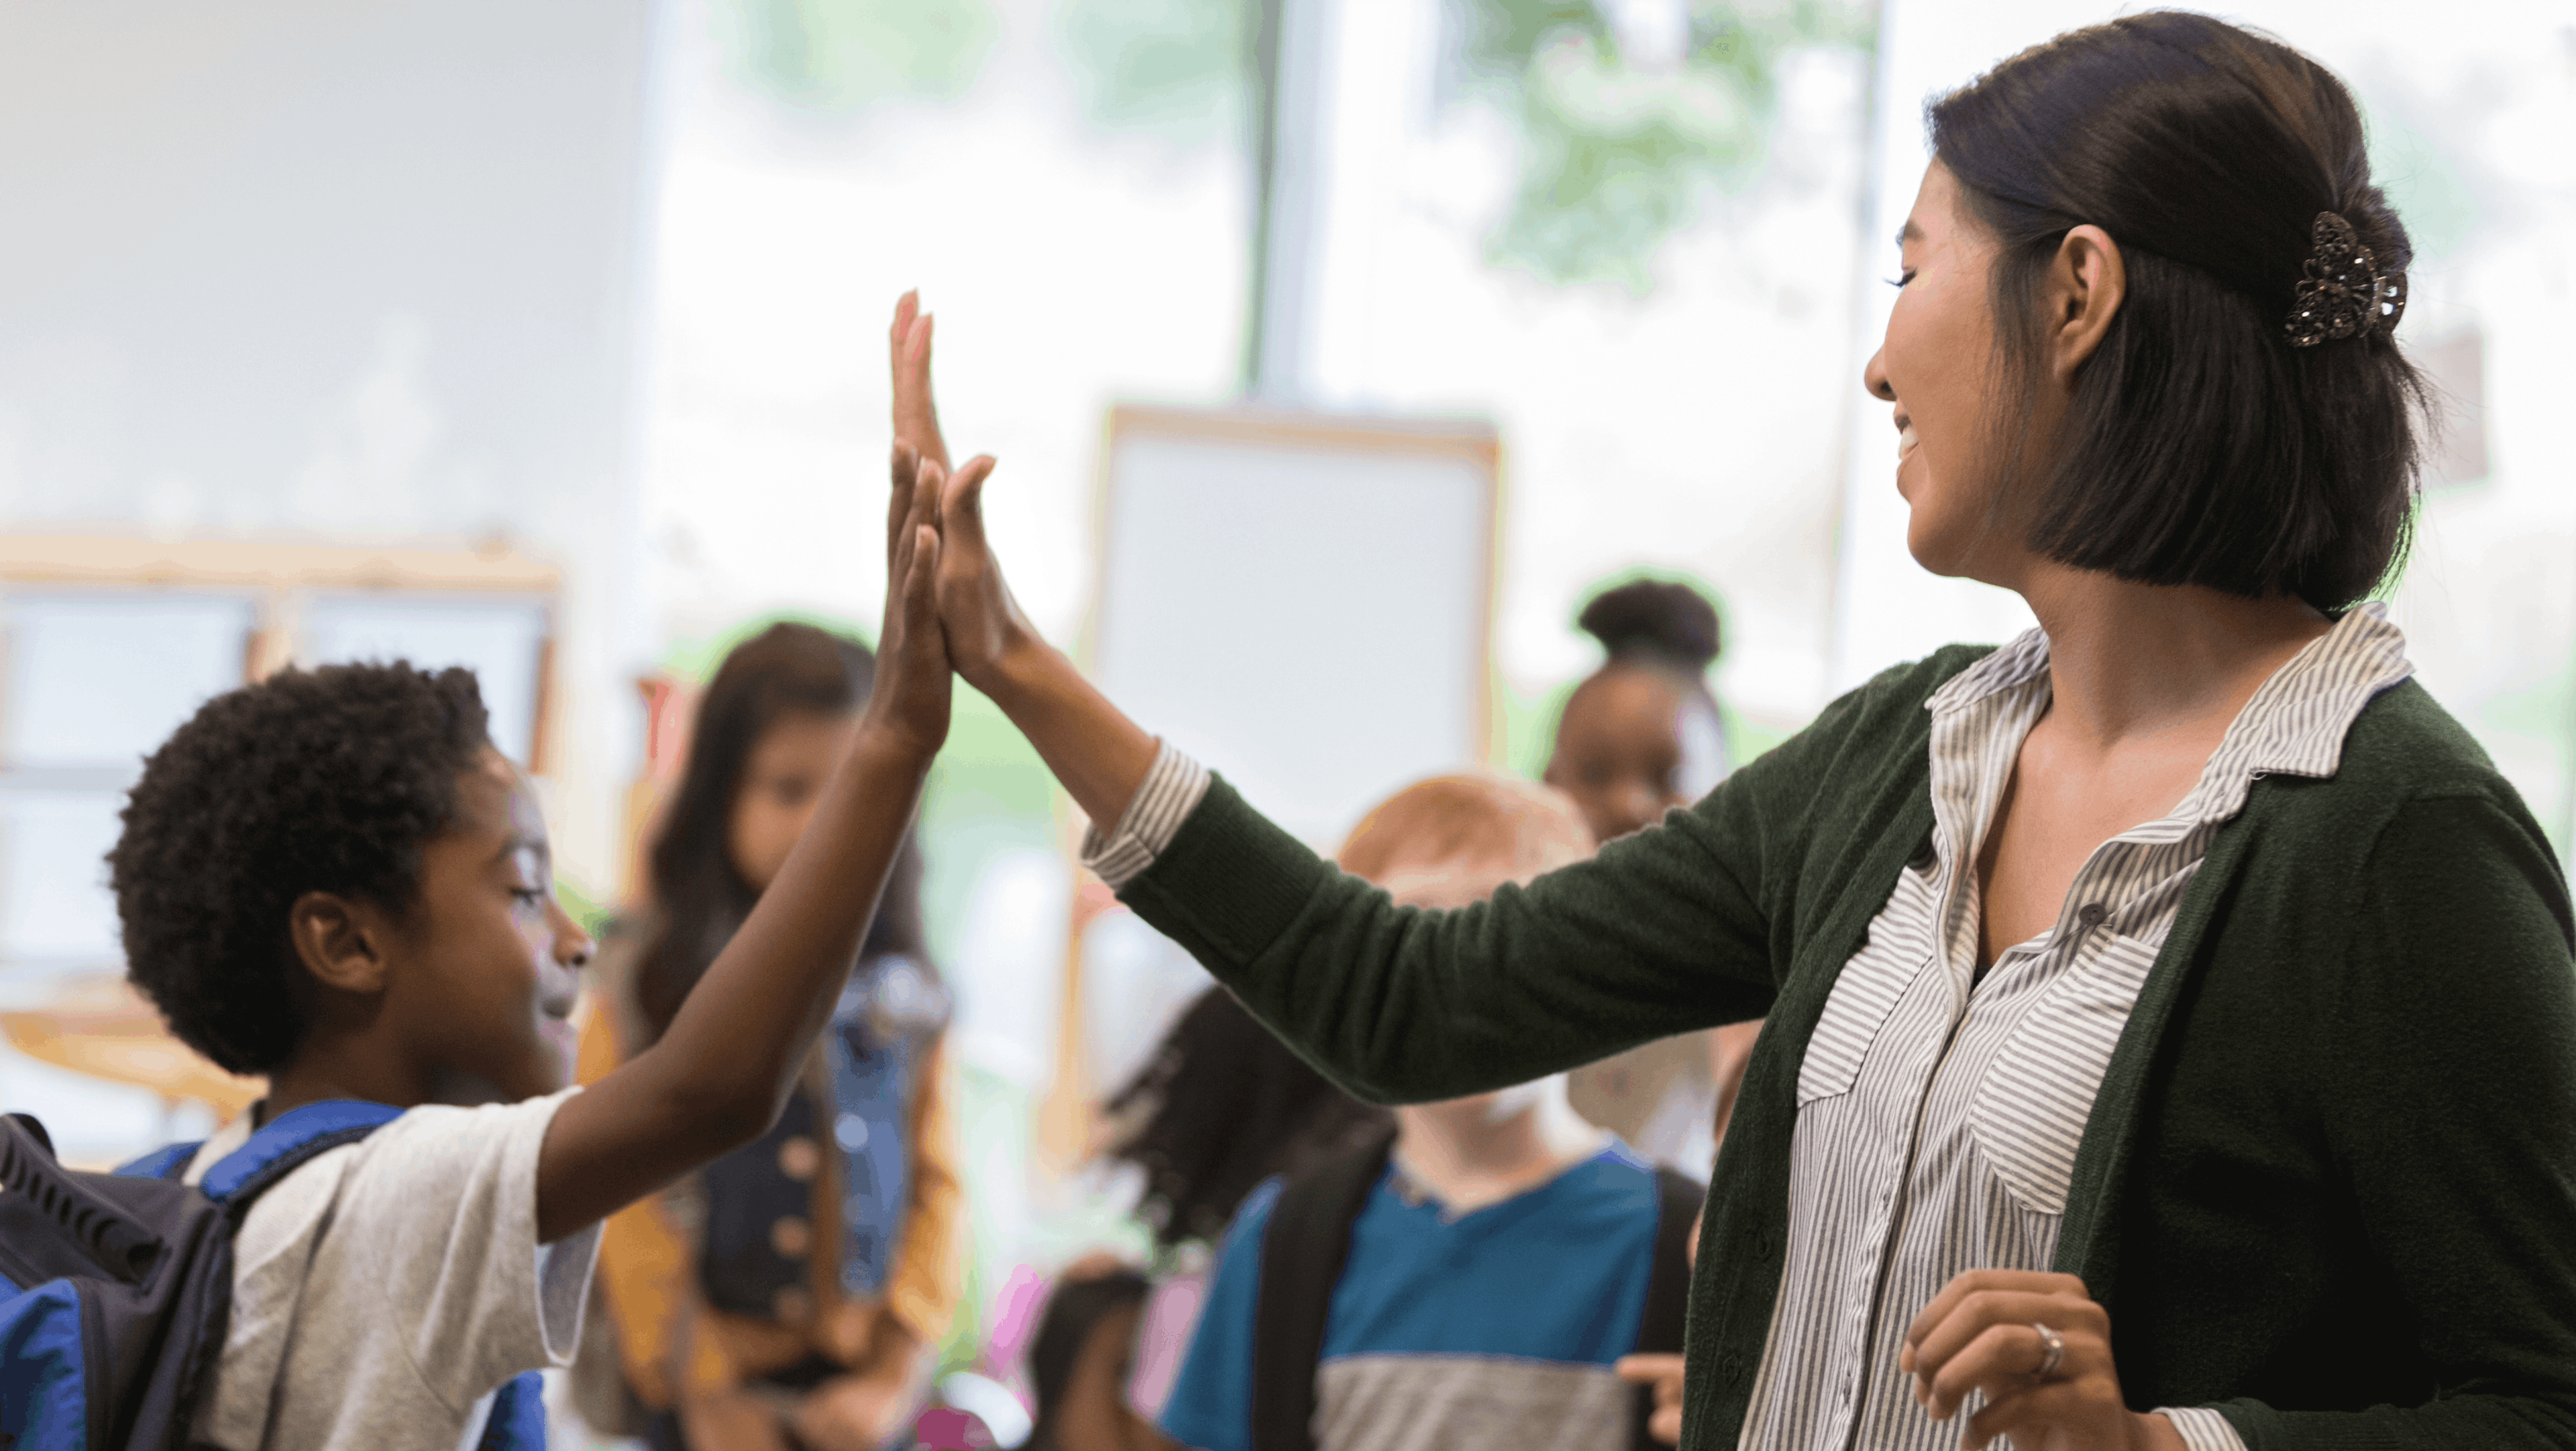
1250, 1127, 1397, 1451
1629, 1165, 1707, 1451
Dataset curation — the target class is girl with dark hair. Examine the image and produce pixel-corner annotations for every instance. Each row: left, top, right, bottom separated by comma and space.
1545, 579, 1730, 848
576, 621, 962, 1451
891, 15, 2576, 1444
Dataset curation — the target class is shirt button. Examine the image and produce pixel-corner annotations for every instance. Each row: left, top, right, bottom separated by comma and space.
770, 1216, 811, 1258
2077, 902, 2108, 930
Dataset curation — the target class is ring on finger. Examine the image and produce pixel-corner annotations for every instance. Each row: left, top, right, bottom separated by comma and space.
2031, 1322, 2065, 1379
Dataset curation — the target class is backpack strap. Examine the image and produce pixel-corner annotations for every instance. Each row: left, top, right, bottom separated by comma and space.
475, 1370, 549, 1450
1250, 1126, 1397, 1451
115, 1141, 206, 1182
186, 1100, 548, 1448
197, 1100, 407, 1217
1629, 1165, 1707, 1451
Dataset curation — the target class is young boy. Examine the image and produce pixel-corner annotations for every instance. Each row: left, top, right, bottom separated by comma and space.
1155, 773, 1700, 1451
98, 444, 954, 1450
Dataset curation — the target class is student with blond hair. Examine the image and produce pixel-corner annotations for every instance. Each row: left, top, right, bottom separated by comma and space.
1157, 773, 1701, 1451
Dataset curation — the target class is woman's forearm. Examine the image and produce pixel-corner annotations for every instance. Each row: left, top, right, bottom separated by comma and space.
977, 638, 1159, 835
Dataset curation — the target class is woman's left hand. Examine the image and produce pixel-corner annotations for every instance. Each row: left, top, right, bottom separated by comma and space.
1900, 1269, 2184, 1451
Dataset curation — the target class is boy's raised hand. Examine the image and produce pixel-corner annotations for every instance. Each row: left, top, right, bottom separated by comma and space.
890, 290, 949, 472
885, 290, 1027, 693
865, 441, 953, 761
884, 289, 1159, 828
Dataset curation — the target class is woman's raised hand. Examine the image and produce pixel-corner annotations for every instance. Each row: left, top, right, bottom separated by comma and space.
1900, 1270, 2186, 1451
928, 449, 1032, 693
862, 439, 952, 762
883, 290, 1159, 826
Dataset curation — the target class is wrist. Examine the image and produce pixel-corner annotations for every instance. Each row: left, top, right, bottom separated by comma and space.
973, 632, 1067, 712
854, 716, 943, 774
2132, 1412, 2190, 1451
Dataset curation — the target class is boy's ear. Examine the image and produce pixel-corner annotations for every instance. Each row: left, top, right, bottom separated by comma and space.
286, 891, 394, 995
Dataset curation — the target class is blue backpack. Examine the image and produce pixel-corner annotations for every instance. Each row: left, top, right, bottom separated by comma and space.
0, 1102, 545, 1451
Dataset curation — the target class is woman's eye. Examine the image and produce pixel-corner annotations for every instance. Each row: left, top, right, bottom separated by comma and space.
1886, 270, 1916, 289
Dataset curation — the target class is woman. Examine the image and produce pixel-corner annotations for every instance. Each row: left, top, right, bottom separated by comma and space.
886, 17, 2576, 1448
576, 622, 963, 1451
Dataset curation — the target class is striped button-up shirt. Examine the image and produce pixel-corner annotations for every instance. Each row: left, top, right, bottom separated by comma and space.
1087, 605, 2412, 1451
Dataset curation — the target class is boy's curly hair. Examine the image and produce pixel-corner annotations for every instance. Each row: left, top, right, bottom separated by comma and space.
107, 661, 494, 1075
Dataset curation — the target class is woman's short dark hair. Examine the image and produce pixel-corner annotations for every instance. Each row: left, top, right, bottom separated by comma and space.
1931, 11, 2428, 608
633, 620, 929, 1040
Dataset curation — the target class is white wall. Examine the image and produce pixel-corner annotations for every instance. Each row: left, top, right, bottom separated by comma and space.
0, 0, 664, 892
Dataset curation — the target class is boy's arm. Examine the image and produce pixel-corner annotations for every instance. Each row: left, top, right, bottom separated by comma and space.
533, 446, 953, 1245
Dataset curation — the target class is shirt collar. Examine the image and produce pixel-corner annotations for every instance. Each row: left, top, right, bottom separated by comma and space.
1921, 602, 2413, 822
2182, 600, 2412, 816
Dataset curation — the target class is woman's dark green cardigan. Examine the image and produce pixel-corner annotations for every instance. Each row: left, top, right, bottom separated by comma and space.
1115, 647, 2576, 1450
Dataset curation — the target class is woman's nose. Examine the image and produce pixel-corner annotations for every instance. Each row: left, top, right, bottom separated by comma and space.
1864, 347, 1896, 401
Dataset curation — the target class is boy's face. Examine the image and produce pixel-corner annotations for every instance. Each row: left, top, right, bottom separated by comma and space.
383, 749, 593, 1100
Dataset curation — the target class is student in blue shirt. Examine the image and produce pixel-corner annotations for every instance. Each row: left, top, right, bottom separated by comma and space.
1157, 773, 1699, 1451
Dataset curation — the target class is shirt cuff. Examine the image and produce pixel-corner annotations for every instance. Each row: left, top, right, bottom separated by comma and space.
1080, 741, 1211, 889
2154, 1407, 2247, 1451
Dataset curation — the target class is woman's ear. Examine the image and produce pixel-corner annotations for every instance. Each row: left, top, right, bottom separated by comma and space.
2045, 223, 2127, 379
287, 891, 394, 995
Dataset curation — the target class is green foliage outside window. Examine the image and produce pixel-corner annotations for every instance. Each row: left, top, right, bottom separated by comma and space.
1059, 0, 1252, 138
1460, 0, 1871, 290
724, 0, 1000, 112
1053, 0, 1873, 292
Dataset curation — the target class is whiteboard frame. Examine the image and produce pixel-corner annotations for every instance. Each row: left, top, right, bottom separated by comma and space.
1034, 404, 1503, 1169
1081, 402, 1505, 818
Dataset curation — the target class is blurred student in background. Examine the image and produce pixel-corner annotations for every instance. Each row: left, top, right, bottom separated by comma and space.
577, 622, 963, 1451
1552, 580, 1760, 1179
1094, 984, 1394, 1416
1157, 774, 1700, 1451
1023, 1260, 1176, 1451
1103, 987, 1394, 1254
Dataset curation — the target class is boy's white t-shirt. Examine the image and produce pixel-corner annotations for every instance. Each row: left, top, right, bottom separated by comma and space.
180, 1088, 602, 1451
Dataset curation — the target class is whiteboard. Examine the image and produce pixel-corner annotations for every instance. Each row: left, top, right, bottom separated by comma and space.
1090, 407, 1497, 848
297, 594, 553, 767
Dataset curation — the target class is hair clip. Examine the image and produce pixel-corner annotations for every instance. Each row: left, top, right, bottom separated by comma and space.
2284, 211, 2406, 348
